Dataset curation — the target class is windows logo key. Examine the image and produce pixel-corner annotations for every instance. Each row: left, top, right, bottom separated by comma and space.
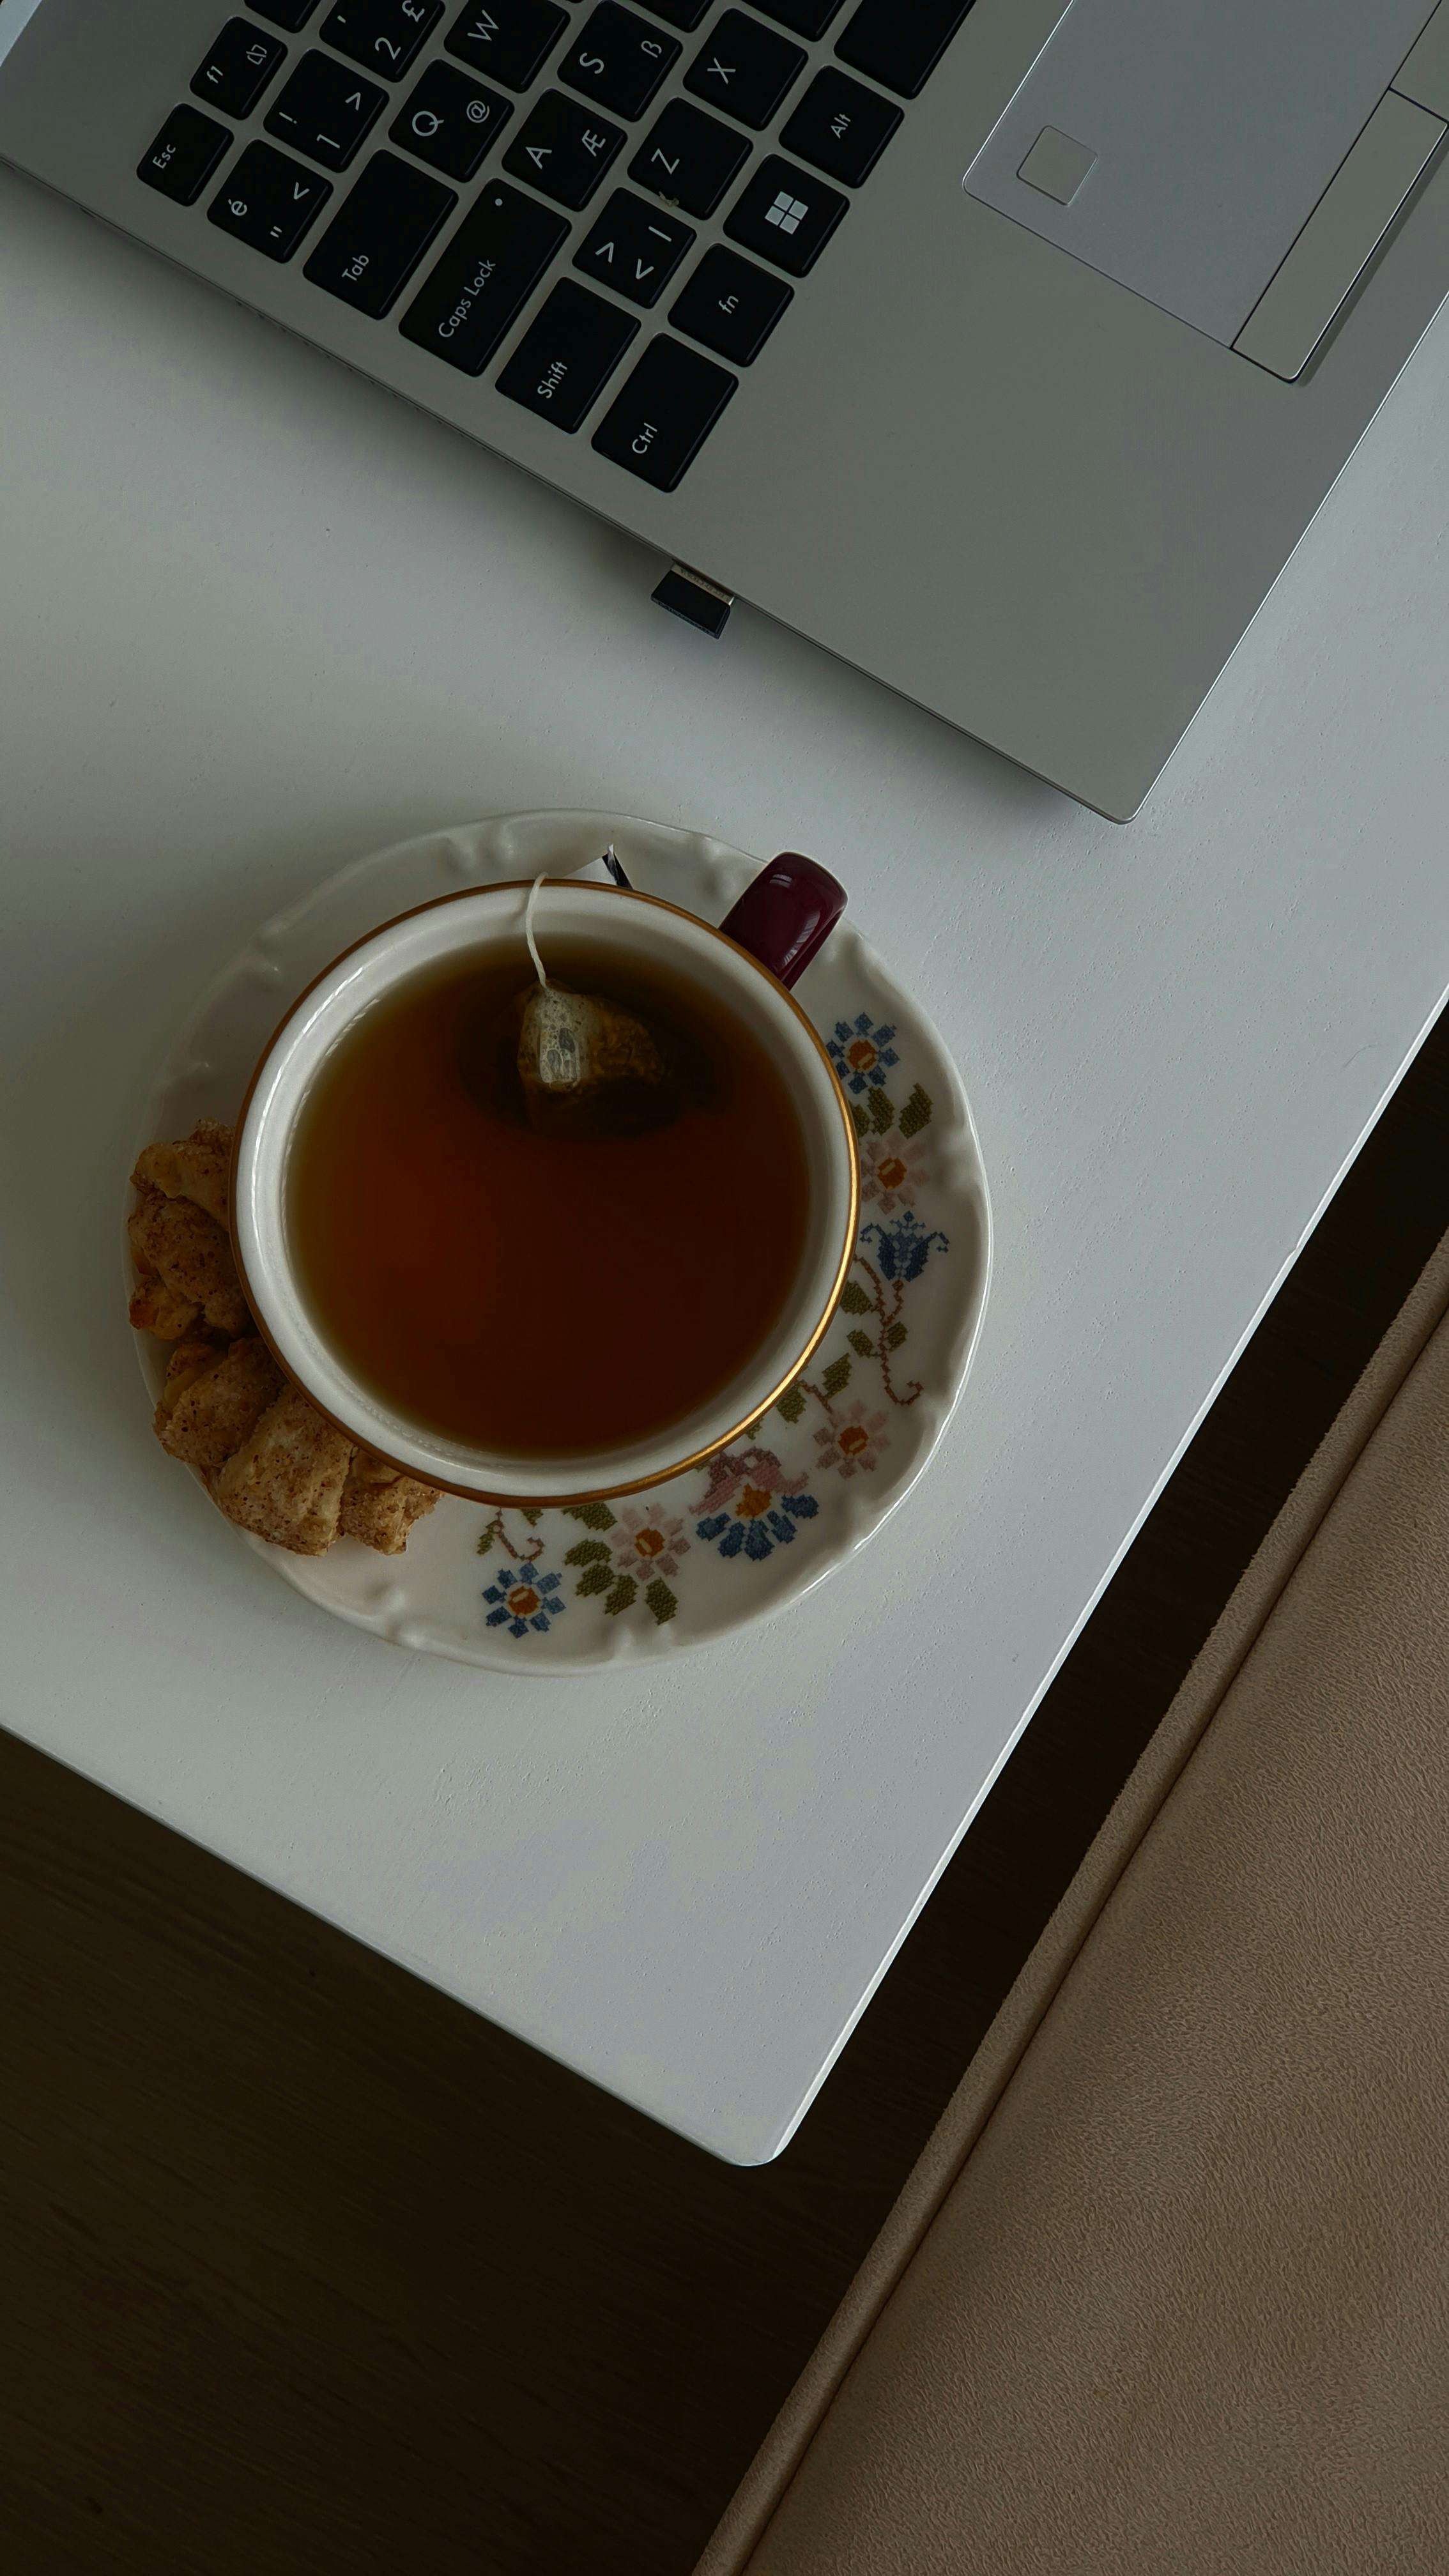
765, 190, 809, 236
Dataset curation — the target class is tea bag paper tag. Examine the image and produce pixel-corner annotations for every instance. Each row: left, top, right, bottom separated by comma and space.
565, 850, 625, 889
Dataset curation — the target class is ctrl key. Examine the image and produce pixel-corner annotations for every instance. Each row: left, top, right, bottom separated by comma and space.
138, 105, 232, 206
592, 334, 735, 490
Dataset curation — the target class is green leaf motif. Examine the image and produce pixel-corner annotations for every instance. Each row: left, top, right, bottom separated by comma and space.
475, 1523, 498, 1559
564, 1538, 611, 1567
866, 1086, 894, 1135
645, 1579, 677, 1627
775, 1384, 808, 1425
605, 1574, 637, 1616
898, 1083, 933, 1140
885, 1321, 908, 1351
576, 1563, 613, 1598
566, 1501, 617, 1531
839, 1278, 872, 1315
849, 1099, 868, 1140
822, 1354, 853, 1399
848, 1329, 876, 1360
519, 1506, 543, 1526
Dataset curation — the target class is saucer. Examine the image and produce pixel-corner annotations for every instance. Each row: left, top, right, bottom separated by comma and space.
130, 812, 992, 1671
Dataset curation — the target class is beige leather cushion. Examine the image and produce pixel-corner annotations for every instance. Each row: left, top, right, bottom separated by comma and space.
704, 1239, 1449, 2576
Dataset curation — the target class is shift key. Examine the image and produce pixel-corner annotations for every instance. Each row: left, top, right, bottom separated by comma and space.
401, 181, 568, 372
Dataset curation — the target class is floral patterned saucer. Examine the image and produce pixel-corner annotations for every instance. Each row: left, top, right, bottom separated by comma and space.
132, 812, 992, 1671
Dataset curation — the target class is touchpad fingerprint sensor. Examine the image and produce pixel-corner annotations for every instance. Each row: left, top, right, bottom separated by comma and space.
1018, 127, 1098, 206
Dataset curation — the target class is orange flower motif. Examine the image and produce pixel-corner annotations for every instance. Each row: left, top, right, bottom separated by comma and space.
693, 1445, 819, 1561
482, 1564, 567, 1637
814, 1406, 889, 1480
610, 1506, 689, 1582
859, 1128, 928, 1216
828, 1014, 900, 1096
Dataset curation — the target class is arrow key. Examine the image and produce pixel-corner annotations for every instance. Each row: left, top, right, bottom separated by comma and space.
572, 188, 694, 308
208, 140, 332, 259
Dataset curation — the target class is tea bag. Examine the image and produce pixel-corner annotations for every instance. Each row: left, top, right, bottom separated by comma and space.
515, 866, 675, 1140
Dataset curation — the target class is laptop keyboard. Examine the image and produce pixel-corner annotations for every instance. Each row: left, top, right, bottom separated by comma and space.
137, 0, 974, 491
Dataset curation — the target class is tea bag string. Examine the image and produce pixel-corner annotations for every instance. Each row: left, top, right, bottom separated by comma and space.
524, 871, 549, 988
524, 847, 624, 987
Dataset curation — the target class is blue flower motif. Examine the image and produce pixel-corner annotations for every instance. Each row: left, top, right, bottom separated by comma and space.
698, 1492, 819, 1561
483, 1565, 567, 1637
860, 1212, 949, 1284
828, 1012, 900, 1096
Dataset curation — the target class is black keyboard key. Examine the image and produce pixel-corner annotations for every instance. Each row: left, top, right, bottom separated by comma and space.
753, 0, 843, 34
779, 65, 899, 185
670, 243, 789, 362
592, 334, 735, 487
266, 50, 387, 167
392, 61, 510, 177
137, 106, 232, 206
497, 279, 639, 427
192, 19, 288, 118
725, 153, 845, 273
573, 188, 692, 305
503, 91, 623, 206
445, 0, 567, 91
834, 0, 973, 98
252, 0, 321, 26
304, 150, 455, 310
208, 139, 332, 255
685, 10, 804, 131
319, 0, 442, 81
401, 179, 567, 369
633, 0, 709, 24
629, 99, 747, 218
561, 5, 679, 121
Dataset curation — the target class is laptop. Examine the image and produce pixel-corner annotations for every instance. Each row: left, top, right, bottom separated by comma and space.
3, 0, 1447, 818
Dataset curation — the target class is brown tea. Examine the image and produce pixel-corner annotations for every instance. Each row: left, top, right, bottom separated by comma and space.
288, 939, 811, 1459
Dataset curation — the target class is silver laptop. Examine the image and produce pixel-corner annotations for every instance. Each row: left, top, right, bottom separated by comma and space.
4, 0, 1448, 817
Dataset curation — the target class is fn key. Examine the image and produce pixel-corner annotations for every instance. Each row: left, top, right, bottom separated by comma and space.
592, 335, 735, 490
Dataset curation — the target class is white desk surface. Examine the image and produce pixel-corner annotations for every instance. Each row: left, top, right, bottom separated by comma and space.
3, 171, 1446, 2163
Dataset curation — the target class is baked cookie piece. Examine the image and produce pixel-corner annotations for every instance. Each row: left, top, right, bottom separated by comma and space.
131, 1122, 439, 1554
339, 1448, 440, 1555
132, 1118, 233, 1229
128, 1179, 249, 1339
155, 1337, 284, 1477
212, 1384, 356, 1556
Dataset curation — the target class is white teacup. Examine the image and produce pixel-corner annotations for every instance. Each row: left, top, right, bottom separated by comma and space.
231, 862, 857, 1506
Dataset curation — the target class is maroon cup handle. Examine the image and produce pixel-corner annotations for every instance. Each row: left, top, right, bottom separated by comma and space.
717, 852, 847, 990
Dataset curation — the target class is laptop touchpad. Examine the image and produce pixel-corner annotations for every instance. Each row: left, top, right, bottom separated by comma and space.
965, 0, 1438, 343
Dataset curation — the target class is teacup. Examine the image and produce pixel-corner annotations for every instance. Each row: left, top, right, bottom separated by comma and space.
231, 854, 858, 1505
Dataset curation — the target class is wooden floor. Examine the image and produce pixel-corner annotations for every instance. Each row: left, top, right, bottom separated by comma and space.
6, 1009, 1449, 2576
